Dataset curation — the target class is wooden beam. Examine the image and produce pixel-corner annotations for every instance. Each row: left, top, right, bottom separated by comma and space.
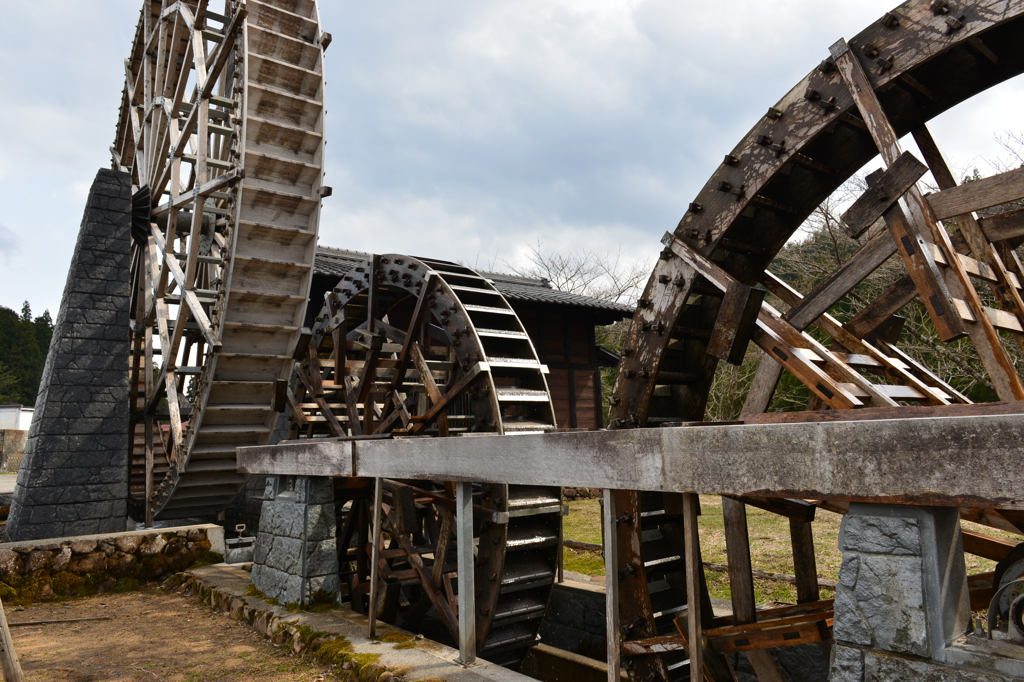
961, 530, 1016, 562
455, 482, 476, 663
834, 38, 1024, 399
832, 39, 967, 343
843, 274, 917, 339
841, 151, 929, 238
603, 489, 621, 682
409, 362, 488, 435
914, 124, 1024, 353
784, 230, 897, 331
708, 282, 764, 366
238, 411, 1024, 510
980, 208, 1024, 245
927, 166, 1024, 221
761, 271, 958, 406
683, 493, 704, 682
668, 235, 896, 409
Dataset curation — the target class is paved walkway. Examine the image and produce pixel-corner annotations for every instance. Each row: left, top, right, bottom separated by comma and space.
188, 564, 532, 682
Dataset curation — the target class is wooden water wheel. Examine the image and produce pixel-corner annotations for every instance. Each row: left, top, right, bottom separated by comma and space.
290, 254, 563, 664
113, 0, 328, 522
607, 1, 1024, 679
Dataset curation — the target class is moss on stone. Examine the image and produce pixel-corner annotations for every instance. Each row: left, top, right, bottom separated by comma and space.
50, 571, 86, 596
311, 636, 355, 665
377, 630, 414, 644
113, 577, 140, 593
138, 554, 170, 580
186, 550, 223, 569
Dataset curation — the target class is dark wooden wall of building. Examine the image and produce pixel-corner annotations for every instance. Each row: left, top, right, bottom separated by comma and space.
516, 306, 604, 431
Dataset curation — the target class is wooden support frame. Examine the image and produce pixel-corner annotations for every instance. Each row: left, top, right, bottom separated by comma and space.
832, 37, 1024, 400
455, 481, 477, 665
368, 477, 383, 639
603, 489, 621, 682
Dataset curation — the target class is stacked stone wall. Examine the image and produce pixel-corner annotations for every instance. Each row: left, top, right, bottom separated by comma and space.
0, 524, 223, 604
4, 168, 132, 541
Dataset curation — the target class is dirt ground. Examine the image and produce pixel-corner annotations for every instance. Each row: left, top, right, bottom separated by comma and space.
7, 588, 334, 682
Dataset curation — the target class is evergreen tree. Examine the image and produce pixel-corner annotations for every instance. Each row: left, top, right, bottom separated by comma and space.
0, 361, 18, 404
0, 303, 46, 405
33, 310, 53, 360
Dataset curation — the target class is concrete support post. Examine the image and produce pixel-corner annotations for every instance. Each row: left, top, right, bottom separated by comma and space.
456, 481, 476, 665
603, 488, 621, 682
829, 503, 972, 680
251, 475, 339, 607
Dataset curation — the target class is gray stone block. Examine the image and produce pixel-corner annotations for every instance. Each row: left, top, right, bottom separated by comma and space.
305, 573, 340, 602
295, 476, 334, 505
304, 539, 338, 576
828, 645, 864, 682
265, 535, 303, 574
841, 515, 922, 556
834, 584, 874, 647
864, 650, 1015, 681
251, 476, 338, 607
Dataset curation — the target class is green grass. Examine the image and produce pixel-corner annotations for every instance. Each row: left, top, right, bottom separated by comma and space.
562, 497, 1020, 605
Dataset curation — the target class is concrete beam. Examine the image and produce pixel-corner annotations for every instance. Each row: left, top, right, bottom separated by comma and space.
237, 413, 1024, 509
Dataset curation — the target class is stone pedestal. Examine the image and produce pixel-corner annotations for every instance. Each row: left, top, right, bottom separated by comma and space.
4, 168, 131, 542
250, 475, 339, 606
829, 504, 996, 681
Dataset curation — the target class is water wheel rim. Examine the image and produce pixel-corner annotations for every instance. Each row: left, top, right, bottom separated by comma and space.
609, 2, 1024, 679
118, 0, 327, 522
298, 254, 562, 663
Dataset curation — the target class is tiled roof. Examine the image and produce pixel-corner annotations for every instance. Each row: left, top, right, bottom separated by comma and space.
314, 246, 633, 317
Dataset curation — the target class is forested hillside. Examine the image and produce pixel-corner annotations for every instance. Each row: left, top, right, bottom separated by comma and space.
0, 302, 53, 406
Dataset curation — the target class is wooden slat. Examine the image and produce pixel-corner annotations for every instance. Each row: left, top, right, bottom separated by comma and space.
927, 166, 1024, 221
841, 151, 929, 238
707, 282, 764, 366
834, 38, 1024, 400
980, 207, 1024, 244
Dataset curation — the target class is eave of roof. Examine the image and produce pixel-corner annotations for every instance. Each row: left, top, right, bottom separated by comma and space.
313, 246, 633, 319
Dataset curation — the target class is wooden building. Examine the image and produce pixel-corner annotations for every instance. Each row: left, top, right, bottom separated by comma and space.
310, 247, 632, 430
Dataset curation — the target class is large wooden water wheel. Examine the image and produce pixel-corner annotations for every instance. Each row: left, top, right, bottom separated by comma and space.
113, 0, 328, 523
607, 1, 1024, 679
289, 254, 563, 664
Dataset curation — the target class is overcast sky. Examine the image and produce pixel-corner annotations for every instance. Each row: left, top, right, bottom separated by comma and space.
1, 1, 1021, 316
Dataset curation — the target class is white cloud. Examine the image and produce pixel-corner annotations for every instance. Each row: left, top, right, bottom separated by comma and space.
0, 0, 1022, 316
0, 223, 17, 257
